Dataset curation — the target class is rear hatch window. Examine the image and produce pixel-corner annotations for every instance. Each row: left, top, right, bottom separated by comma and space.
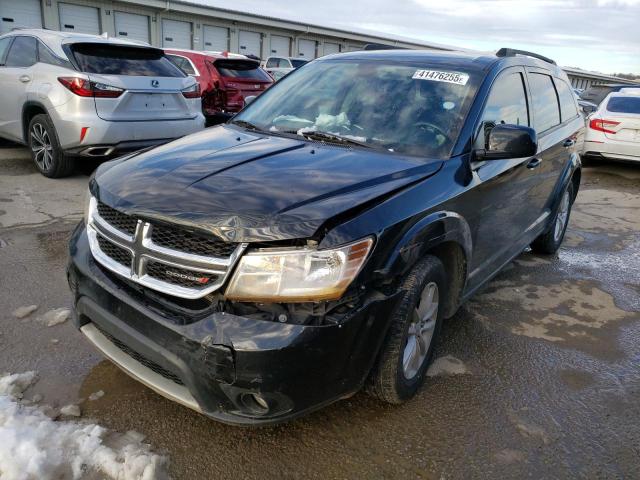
607, 96, 640, 114
70, 43, 185, 77
213, 60, 272, 82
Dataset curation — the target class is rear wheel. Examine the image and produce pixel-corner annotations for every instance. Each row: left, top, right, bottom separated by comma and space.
530, 183, 574, 254
28, 114, 74, 178
367, 255, 445, 404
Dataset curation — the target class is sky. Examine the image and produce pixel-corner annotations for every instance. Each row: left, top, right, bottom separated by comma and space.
198, 0, 640, 75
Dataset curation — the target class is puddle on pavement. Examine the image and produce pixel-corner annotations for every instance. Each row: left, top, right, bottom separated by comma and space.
36, 229, 73, 261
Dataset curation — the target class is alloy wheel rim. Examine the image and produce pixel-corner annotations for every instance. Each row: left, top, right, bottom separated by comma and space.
403, 281, 439, 380
554, 190, 570, 242
31, 123, 53, 171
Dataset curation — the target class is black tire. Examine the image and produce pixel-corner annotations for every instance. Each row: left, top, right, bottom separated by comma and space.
367, 255, 446, 404
27, 114, 75, 178
530, 182, 574, 255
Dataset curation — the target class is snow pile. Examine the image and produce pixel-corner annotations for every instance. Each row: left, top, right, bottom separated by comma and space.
0, 372, 168, 480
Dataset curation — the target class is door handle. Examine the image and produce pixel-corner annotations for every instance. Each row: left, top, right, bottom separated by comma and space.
527, 157, 542, 169
563, 138, 575, 148
19, 75, 31, 83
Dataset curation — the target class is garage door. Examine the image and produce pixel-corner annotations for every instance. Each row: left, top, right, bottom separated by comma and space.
203, 25, 228, 52
298, 39, 316, 59
239, 30, 261, 57
162, 19, 191, 49
58, 3, 100, 35
0, 0, 42, 34
323, 42, 340, 56
270, 35, 290, 56
114, 12, 149, 43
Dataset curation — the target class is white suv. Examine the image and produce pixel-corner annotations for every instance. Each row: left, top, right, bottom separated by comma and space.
0, 29, 204, 178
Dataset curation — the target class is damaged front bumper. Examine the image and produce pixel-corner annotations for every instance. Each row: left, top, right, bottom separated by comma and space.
68, 224, 399, 425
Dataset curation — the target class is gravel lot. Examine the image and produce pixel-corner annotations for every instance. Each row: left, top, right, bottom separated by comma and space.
1, 143, 639, 479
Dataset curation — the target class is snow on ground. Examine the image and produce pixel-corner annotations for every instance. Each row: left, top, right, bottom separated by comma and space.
0, 372, 168, 480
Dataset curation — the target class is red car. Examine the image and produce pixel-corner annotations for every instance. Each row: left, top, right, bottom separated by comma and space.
164, 49, 273, 124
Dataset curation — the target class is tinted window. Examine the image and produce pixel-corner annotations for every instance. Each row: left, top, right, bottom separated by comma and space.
0, 37, 12, 65
290, 59, 307, 68
214, 60, 272, 81
607, 96, 640, 114
166, 55, 195, 75
529, 73, 560, 132
5, 36, 37, 67
235, 60, 480, 158
555, 78, 578, 121
71, 44, 185, 77
266, 58, 279, 68
38, 42, 70, 68
580, 85, 612, 105
482, 72, 529, 130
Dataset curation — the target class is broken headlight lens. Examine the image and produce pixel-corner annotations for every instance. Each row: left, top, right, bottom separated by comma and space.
225, 237, 374, 302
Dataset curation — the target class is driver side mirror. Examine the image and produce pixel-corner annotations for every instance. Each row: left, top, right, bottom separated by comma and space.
475, 124, 537, 160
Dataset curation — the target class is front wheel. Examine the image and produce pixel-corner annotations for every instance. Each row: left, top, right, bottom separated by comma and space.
530, 182, 574, 254
28, 114, 74, 178
367, 255, 445, 404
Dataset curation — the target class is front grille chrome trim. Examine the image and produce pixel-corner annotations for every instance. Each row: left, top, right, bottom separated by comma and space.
87, 197, 246, 299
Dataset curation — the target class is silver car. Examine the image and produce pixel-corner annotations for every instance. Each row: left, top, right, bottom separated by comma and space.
0, 29, 204, 178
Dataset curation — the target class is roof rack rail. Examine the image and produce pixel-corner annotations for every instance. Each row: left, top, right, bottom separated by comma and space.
363, 43, 408, 51
496, 48, 556, 65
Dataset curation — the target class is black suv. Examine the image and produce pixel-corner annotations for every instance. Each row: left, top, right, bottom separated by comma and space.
68, 48, 583, 425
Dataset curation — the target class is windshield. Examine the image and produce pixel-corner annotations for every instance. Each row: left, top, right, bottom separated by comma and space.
234, 59, 479, 158
607, 96, 640, 114
290, 59, 308, 68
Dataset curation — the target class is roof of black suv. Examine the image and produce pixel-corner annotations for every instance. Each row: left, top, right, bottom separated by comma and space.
321, 48, 565, 76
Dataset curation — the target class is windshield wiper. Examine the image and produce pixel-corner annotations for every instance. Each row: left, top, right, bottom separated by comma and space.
300, 130, 372, 149
230, 119, 264, 132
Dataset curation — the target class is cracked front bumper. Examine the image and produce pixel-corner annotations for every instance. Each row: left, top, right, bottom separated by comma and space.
68, 224, 398, 425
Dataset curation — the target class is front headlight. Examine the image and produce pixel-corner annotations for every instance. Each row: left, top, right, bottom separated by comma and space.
225, 237, 374, 302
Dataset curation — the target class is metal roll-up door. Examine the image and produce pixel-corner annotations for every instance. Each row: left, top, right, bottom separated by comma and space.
323, 42, 340, 56
203, 25, 228, 51
58, 3, 100, 35
297, 39, 316, 59
115, 12, 149, 43
162, 19, 191, 49
239, 30, 261, 57
270, 35, 290, 56
0, 0, 42, 34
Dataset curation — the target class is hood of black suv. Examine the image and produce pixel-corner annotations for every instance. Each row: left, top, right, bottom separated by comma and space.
93, 125, 443, 242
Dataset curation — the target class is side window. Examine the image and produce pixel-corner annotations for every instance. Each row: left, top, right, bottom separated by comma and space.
554, 78, 578, 122
0, 37, 12, 65
167, 55, 194, 75
37, 42, 67, 68
5, 36, 37, 68
266, 57, 278, 68
480, 71, 529, 147
528, 73, 561, 132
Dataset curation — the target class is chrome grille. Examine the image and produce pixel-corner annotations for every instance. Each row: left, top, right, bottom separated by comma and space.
97, 202, 138, 236
151, 224, 237, 257
86, 197, 246, 299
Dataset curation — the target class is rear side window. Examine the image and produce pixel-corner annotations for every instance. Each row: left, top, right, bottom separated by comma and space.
607, 96, 640, 114
266, 57, 279, 68
0, 37, 12, 65
554, 78, 578, 121
528, 73, 560, 132
5, 36, 37, 67
214, 60, 272, 81
290, 59, 308, 68
71, 44, 185, 77
38, 42, 71, 68
481, 72, 529, 140
166, 55, 196, 75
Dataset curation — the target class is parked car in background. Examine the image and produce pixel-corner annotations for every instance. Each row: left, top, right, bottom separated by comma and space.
583, 92, 640, 163
69, 47, 582, 425
261, 56, 308, 78
165, 49, 273, 124
580, 83, 640, 106
0, 29, 203, 178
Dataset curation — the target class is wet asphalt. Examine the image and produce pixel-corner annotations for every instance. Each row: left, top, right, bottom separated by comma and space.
0, 142, 639, 479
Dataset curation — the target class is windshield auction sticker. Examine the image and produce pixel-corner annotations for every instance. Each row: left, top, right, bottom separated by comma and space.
412, 70, 469, 85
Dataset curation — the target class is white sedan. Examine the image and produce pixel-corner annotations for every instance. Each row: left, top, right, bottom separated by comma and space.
583, 92, 640, 163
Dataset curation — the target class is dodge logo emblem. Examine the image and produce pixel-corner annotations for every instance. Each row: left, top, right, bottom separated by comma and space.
151, 80, 159, 88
